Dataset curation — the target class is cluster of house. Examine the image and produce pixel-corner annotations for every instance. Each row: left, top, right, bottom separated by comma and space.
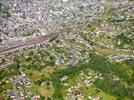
108, 54, 133, 62
0, 0, 106, 59
0, 0, 132, 55
0, 0, 106, 40
50, 32, 92, 65
1, 0, 131, 59
0, 68, 41, 99
60, 71, 103, 100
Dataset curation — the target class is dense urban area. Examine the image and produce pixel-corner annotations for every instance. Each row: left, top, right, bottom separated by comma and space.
0, 0, 134, 100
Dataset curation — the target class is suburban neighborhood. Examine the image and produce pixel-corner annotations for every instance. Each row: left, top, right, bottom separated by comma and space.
0, 0, 134, 100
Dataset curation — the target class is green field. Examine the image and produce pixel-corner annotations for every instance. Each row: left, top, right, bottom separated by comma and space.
97, 91, 116, 100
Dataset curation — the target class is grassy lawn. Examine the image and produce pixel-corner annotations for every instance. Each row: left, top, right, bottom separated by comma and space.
97, 91, 116, 100
39, 84, 54, 98
84, 85, 99, 97
25, 69, 42, 81
4, 83, 12, 90
93, 45, 116, 56
130, 45, 134, 50
25, 65, 59, 81
93, 44, 132, 56
30, 83, 54, 98
30, 83, 38, 93
41, 66, 55, 77
22, 32, 33, 37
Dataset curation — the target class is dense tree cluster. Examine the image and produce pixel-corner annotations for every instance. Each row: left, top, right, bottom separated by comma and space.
47, 53, 134, 100
0, 3, 11, 18
88, 54, 134, 100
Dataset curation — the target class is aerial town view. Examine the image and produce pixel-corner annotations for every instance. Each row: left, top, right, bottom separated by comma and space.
0, 0, 134, 100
